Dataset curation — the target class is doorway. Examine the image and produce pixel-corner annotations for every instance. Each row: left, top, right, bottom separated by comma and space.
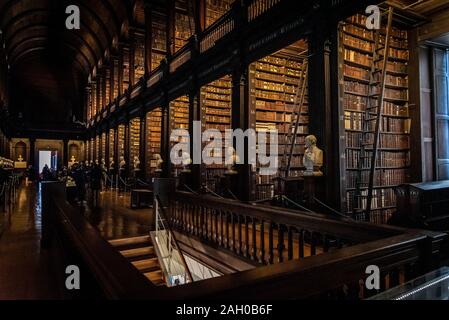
38, 150, 58, 173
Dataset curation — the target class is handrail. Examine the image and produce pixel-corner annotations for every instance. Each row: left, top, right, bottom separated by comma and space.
41, 182, 447, 299
173, 191, 403, 242
199, 9, 236, 54
154, 195, 193, 285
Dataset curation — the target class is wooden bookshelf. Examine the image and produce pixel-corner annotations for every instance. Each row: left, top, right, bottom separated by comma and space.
129, 118, 141, 167
203, 75, 232, 191
113, 59, 119, 99
101, 132, 107, 161
95, 136, 100, 161
84, 140, 91, 161
89, 138, 94, 162
339, 13, 411, 223
109, 128, 115, 162
252, 40, 309, 199
122, 47, 130, 93
152, 11, 167, 70
91, 82, 97, 117
206, 0, 234, 28
105, 68, 111, 106
170, 95, 190, 175
133, 34, 145, 82
117, 124, 125, 159
175, 0, 194, 53
145, 108, 162, 177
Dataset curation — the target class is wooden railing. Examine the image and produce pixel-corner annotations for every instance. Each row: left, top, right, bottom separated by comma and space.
147, 66, 164, 88
247, 0, 282, 22
168, 191, 406, 264
41, 182, 447, 299
199, 10, 236, 54
169, 45, 192, 73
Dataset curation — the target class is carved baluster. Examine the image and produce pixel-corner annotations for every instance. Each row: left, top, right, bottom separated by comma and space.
238, 215, 243, 255
200, 206, 205, 239
231, 213, 236, 252
278, 224, 284, 263
259, 220, 265, 264
225, 211, 230, 249
298, 229, 304, 258
268, 222, 274, 264
323, 234, 329, 253
219, 210, 224, 247
287, 226, 293, 261
245, 216, 250, 258
252, 217, 257, 261
214, 209, 219, 243
311, 231, 317, 256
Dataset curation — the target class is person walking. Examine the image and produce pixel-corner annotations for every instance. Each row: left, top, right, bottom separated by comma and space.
90, 163, 102, 207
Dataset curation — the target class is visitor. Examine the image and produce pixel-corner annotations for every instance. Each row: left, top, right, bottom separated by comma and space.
72, 163, 86, 204
90, 163, 102, 207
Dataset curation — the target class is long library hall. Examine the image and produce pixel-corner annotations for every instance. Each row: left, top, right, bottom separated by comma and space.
1, 0, 449, 301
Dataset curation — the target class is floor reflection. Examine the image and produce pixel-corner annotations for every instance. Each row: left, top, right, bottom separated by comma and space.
79, 190, 154, 240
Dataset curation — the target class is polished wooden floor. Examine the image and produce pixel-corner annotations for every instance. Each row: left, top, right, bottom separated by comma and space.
0, 184, 60, 299
0, 184, 154, 299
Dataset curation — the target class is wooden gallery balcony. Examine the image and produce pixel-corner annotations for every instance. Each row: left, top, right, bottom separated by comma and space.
41, 182, 447, 300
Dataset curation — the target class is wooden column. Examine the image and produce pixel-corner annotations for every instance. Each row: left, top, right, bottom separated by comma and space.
140, 111, 147, 179
101, 69, 107, 111
30, 138, 35, 169
160, 104, 171, 178
194, 0, 206, 34
188, 89, 206, 190
144, 3, 153, 75
129, 31, 136, 86
109, 62, 115, 103
124, 120, 130, 177
105, 125, 110, 168
166, 0, 176, 57
231, 65, 256, 202
63, 139, 68, 166
309, 19, 336, 207
96, 74, 102, 114
118, 48, 124, 97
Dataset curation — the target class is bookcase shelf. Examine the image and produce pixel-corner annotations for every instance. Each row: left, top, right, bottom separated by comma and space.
339, 12, 411, 222
109, 128, 115, 161
129, 118, 141, 167
145, 108, 162, 177
251, 39, 308, 194
117, 124, 125, 158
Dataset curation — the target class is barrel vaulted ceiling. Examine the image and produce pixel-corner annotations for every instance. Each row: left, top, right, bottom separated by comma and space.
0, 0, 139, 126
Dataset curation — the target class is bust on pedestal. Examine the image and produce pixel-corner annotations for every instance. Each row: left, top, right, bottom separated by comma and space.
133, 156, 141, 179
303, 135, 323, 177
154, 154, 163, 175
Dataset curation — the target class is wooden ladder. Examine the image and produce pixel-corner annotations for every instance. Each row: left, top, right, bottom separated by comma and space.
282, 58, 308, 177
353, 6, 394, 221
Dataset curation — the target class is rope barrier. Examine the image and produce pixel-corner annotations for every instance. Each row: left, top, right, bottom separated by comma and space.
313, 197, 351, 219
137, 179, 152, 187
204, 186, 225, 199
226, 188, 238, 201
183, 184, 199, 195
281, 195, 315, 213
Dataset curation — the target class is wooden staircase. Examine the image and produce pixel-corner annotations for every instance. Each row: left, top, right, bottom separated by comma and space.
108, 235, 165, 286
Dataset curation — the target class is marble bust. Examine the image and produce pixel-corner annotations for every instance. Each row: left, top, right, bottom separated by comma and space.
181, 151, 191, 173
154, 154, 163, 172
225, 147, 239, 175
119, 155, 126, 170
109, 157, 115, 170
133, 156, 141, 171
303, 135, 323, 176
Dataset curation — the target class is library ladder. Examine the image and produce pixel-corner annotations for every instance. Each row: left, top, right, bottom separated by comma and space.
282, 59, 308, 177
353, 6, 394, 221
